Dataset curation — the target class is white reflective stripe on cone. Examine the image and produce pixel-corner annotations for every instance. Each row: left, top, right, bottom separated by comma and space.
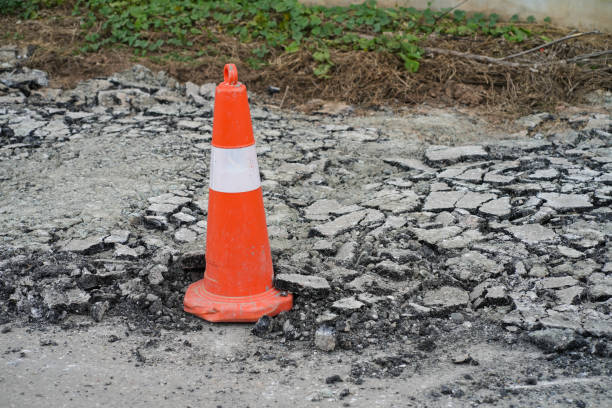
209, 144, 261, 193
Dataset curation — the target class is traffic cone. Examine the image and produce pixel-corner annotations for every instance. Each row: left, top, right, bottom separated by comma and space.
183, 64, 293, 322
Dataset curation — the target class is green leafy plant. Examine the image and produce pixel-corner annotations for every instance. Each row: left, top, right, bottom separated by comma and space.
0, 0, 64, 18
8, 0, 539, 76
312, 47, 334, 77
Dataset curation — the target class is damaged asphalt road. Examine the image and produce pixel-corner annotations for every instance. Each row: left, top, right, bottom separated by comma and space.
0, 62, 611, 407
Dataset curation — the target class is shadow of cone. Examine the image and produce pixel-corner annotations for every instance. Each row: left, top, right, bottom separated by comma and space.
183, 64, 293, 322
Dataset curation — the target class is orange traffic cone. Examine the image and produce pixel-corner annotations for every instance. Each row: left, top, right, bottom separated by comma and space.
183, 64, 293, 322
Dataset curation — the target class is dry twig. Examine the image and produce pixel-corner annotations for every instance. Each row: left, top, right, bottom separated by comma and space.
566, 49, 612, 63
501, 30, 601, 60
424, 47, 523, 68
279, 85, 290, 109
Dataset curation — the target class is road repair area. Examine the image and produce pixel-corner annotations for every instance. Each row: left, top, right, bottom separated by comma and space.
0, 60, 611, 407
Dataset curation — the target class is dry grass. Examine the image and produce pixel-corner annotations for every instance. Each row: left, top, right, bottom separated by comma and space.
3, 11, 611, 116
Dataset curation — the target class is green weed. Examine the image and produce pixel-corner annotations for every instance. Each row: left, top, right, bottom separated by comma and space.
5, 0, 540, 75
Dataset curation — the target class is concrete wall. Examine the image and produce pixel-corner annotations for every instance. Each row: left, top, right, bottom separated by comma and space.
301, 0, 612, 32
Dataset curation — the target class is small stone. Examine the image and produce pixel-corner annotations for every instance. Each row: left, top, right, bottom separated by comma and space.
411, 226, 463, 245
184, 81, 199, 98
529, 168, 558, 180
539, 276, 578, 290
199, 83, 216, 99
312, 210, 367, 237
304, 199, 342, 220
61, 236, 105, 255
316, 311, 338, 324
589, 284, 612, 301
313, 240, 335, 254
455, 193, 496, 210
0, 67, 48, 88
383, 157, 433, 171
314, 326, 336, 351
452, 354, 473, 364
479, 197, 511, 218
113, 244, 138, 260
484, 172, 515, 184
325, 374, 343, 384
506, 224, 557, 245
104, 229, 130, 244
528, 328, 584, 353
275, 274, 330, 298
469, 281, 489, 303
45, 287, 90, 312
77, 271, 100, 290
515, 112, 551, 130
174, 227, 197, 243
331, 297, 364, 312
148, 264, 166, 285
91, 301, 110, 322
147, 203, 180, 216
515, 261, 527, 275
562, 260, 599, 279
529, 265, 548, 278
446, 251, 502, 282
171, 212, 196, 224
374, 260, 407, 280
537, 193, 592, 211
177, 250, 206, 270
438, 229, 484, 249
557, 245, 583, 259
144, 215, 168, 230
142, 236, 164, 249
440, 385, 452, 395
190, 220, 207, 235
425, 145, 488, 164
484, 286, 509, 306
583, 318, 612, 338
555, 286, 584, 304
422, 191, 465, 212
148, 193, 192, 206
333, 241, 357, 265
529, 206, 557, 224
450, 312, 464, 323
252, 315, 272, 337
409, 303, 432, 315
422, 286, 469, 309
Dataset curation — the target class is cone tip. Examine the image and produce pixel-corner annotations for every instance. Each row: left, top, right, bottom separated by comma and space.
224, 64, 238, 85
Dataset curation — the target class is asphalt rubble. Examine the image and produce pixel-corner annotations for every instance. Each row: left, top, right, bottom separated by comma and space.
1, 51, 611, 400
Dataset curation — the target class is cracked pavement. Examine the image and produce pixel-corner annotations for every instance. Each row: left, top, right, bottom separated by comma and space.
0, 61, 611, 407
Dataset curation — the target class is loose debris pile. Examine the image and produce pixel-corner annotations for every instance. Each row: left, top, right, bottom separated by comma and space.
1, 64, 611, 370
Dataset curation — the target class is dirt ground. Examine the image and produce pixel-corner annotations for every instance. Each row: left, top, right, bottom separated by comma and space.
1, 317, 611, 408
1, 40, 611, 407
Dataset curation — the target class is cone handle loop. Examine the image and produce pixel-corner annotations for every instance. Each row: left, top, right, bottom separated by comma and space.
224, 64, 238, 85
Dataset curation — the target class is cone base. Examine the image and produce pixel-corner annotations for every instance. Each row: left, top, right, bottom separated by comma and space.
183, 279, 293, 323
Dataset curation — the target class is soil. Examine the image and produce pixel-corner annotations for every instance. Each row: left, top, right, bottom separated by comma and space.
2, 317, 611, 408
